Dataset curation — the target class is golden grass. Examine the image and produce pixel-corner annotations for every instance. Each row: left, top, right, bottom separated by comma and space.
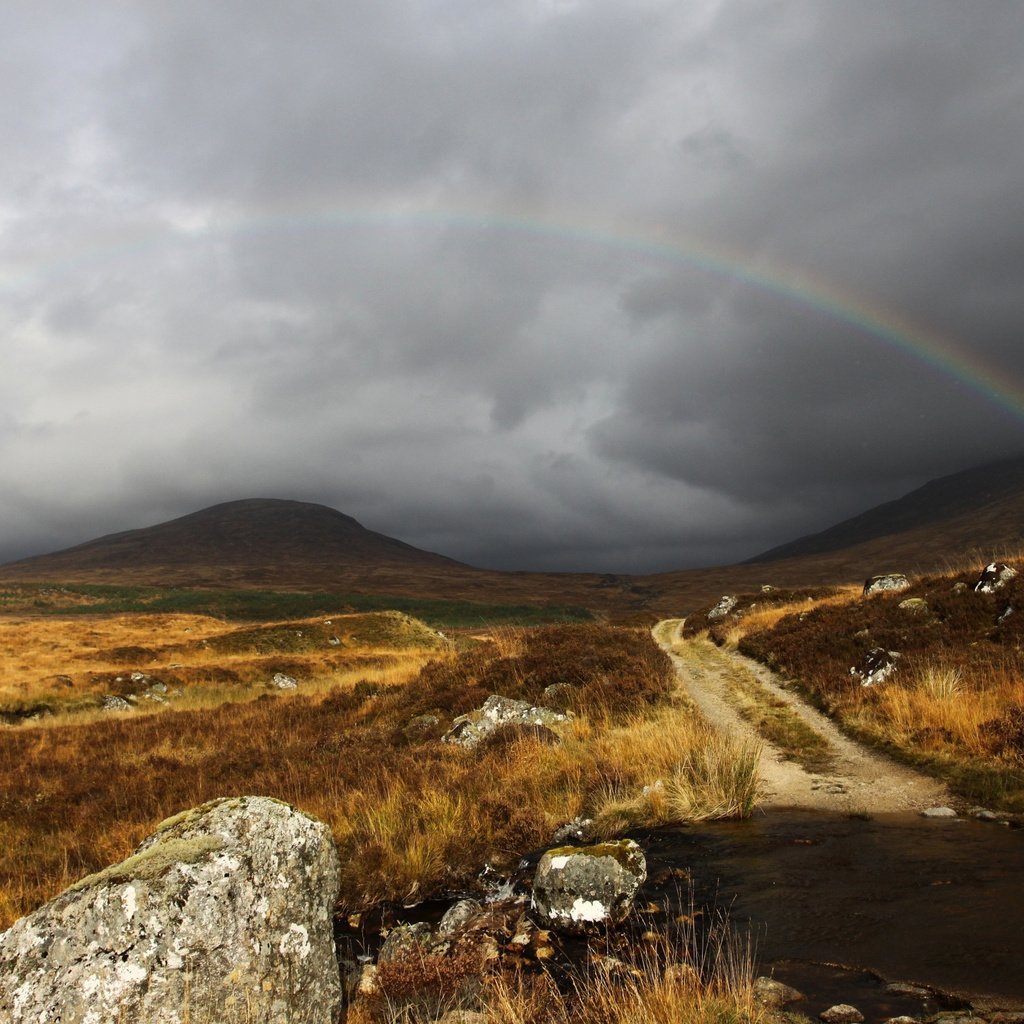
718, 587, 860, 648
0, 622, 760, 929
850, 660, 1024, 762
0, 610, 444, 726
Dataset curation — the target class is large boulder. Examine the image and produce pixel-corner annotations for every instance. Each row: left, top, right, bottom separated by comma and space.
975, 562, 1018, 593
531, 839, 646, 935
442, 694, 568, 749
863, 573, 910, 595
0, 796, 342, 1024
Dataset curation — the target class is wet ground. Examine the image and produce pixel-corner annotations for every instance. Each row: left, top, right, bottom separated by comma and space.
647, 809, 1024, 1011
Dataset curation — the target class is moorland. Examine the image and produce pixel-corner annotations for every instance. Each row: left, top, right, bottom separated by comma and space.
2, 457, 1024, 1021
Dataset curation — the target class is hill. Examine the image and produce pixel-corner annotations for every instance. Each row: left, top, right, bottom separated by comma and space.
3, 457, 1024, 620
748, 454, 1024, 563
0, 499, 467, 578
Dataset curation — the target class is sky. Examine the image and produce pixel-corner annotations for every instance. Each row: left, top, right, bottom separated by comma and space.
3, 1, 1024, 573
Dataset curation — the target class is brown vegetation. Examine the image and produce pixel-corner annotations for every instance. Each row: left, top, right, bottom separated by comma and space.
0, 621, 758, 930
695, 558, 1024, 809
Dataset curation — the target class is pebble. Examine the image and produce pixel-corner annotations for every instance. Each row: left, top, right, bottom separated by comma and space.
820, 1005, 865, 1023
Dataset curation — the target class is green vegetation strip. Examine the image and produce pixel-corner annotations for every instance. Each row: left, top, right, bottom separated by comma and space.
0, 584, 592, 629
689, 640, 836, 774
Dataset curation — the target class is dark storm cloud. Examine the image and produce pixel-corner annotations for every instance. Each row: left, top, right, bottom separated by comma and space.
3, 1, 1024, 572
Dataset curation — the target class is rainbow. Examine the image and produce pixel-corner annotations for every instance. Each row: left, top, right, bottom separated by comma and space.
6, 203, 1023, 419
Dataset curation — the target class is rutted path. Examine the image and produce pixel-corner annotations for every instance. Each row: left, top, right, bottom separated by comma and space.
654, 619, 953, 813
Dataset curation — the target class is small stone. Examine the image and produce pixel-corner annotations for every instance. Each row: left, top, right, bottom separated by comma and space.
551, 816, 595, 845
101, 694, 132, 712
898, 597, 929, 614
437, 899, 483, 937
663, 963, 700, 988
753, 976, 805, 1008
884, 982, 931, 997
272, 672, 298, 689
970, 807, 1000, 822
377, 922, 432, 963
883, 1017, 920, 1024
920, 806, 958, 818
820, 1004, 865, 1023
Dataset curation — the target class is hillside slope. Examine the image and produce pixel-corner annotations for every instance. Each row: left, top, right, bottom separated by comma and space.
0, 499, 466, 576
749, 455, 1024, 563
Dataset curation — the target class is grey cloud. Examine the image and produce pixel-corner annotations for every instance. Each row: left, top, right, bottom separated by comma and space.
3, 1, 1024, 572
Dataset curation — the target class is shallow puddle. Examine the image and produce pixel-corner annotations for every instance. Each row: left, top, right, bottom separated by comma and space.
646, 809, 1024, 1009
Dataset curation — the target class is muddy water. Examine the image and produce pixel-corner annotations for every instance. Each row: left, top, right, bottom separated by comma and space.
647, 810, 1024, 1010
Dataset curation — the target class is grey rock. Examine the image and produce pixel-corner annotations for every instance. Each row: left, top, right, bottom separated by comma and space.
884, 982, 931, 997
0, 795, 342, 1024
820, 1005, 865, 1023
753, 976, 805, 1008
378, 922, 433, 964
551, 816, 596, 845
272, 672, 298, 689
883, 1017, 920, 1024
708, 595, 738, 620
442, 694, 567, 749
970, 807, 1000, 822
998, 604, 1014, 623
975, 562, 1018, 593
542, 682, 574, 710
850, 648, 900, 687
864, 573, 910, 595
898, 597, 929, 614
101, 694, 132, 712
531, 839, 646, 936
437, 899, 484, 938
920, 806, 958, 818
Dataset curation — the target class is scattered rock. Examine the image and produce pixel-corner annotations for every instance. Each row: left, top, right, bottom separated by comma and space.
531, 839, 646, 936
272, 672, 298, 689
884, 981, 931, 997
551, 816, 596, 845
850, 647, 900, 687
898, 597, 929, 614
101, 694, 132, 712
0, 796, 342, 1024
753, 976, 805, 1008
920, 806, 958, 818
442, 695, 568, 749
438, 899, 484, 938
975, 562, 1018, 593
864, 573, 910, 595
378, 922, 433, 963
970, 807, 1000, 822
708, 595, 738, 620
820, 1004, 865, 1023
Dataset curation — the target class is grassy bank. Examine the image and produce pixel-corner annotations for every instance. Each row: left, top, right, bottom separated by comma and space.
685, 563, 1024, 810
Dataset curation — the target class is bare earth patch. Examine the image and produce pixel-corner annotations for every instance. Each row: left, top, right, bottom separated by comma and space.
654, 620, 953, 813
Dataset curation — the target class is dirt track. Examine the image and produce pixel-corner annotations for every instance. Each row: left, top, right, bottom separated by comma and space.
654, 619, 954, 813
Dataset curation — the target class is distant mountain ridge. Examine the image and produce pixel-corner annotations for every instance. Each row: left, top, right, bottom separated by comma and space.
0, 498, 468, 576
748, 455, 1024, 564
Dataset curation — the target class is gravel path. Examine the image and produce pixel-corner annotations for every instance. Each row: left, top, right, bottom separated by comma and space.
654, 619, 954, 813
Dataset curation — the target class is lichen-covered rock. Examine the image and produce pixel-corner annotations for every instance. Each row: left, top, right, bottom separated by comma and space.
753, 976, 805, 1008
708, 595, 738, 620
531, 839, 646, 936
272, 672, 298, 689
0, 795, 342, 1024
850, 647, 900, 687
378, 922, 433, 963
820, 1004, 864, 1023
898, 597, 929, 614
442, 694, 568, 749
864, 573, 910, 595
975, 562, 1018, 593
